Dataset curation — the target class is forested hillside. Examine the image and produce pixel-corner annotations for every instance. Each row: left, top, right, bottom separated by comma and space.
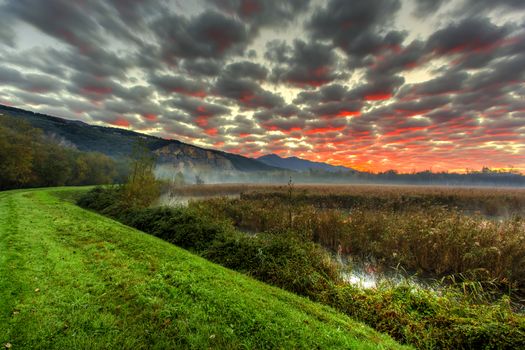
0, 114, 121, 190
0, 105, 279, 172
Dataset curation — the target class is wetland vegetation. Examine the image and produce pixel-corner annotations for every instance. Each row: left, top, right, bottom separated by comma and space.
78, 182, 525, 349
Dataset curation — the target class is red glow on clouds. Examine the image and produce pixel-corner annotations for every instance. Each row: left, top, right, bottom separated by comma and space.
5, 6, 524, 177
196, 115, 208, 128
395, 109, 432, 117
435, 35, 523, 57
240, 0, 261, 17
305, 126, 345, 134
383, 125, 429, 136
205, 128, 218, 136
336, 110, 361, 117
171, 88, 206, 98
365, 93, 392, 101
207, 30, 234, 53
142, 113, 157, 121
265, 125, 302, 133
81, 86, 112, 95
110, 117, 130, 128
404, 61, 419, 70
239, 91, 255, 103
313, 66, 329, 78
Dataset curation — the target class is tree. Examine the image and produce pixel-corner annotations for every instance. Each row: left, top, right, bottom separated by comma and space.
33, 144, 73, 186
0, 114, 119, 190
0, 117, 38, 189
195, 174, 205, 185
120, 141, 160, 208
173, 171, 186, 186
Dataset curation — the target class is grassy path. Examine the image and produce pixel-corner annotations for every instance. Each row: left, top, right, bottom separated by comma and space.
0, 188, 408, 349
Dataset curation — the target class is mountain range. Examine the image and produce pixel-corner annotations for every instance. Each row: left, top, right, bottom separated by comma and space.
257, 154, 355, 173
1, 104, 355, 175
0, 105, 277, 173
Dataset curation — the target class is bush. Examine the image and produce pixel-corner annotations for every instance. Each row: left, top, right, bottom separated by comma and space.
77, 188, 341, 298
321, 283, 525, 349
204, 232, 340, 298
77, 186, 124, 215
122, 206, 233, 252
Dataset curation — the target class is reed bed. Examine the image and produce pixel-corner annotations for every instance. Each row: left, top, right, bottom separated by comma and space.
187, 184, 525, 297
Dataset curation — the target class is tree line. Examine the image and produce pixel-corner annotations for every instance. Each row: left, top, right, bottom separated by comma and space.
0, 114, 124, 190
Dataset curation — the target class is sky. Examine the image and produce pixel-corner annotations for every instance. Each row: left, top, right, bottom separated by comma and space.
0, 0, 524, 173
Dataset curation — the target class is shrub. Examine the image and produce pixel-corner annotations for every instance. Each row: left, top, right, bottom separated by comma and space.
204, 232, 340, 298
77, 186, 123, 213
122, 206, 233, 252
321, 283, 525, 349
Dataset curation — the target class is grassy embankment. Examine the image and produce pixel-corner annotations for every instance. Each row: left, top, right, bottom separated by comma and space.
79, 185, 525, 349
0, 188, 406, 349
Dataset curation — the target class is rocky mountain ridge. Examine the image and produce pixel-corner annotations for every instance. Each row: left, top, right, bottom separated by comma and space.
1, 104, 278, 173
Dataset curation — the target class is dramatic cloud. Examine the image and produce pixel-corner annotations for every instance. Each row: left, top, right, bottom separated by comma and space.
152, 10, 250, 62
425, 17, 513, 56
205, 0, 311, 29
413, 0, 449, 17
308, 0, 403, 57
1, 0, 524, 172
151, 74, 208, 98
214, 75, 284, 109
268, 40, 340, 87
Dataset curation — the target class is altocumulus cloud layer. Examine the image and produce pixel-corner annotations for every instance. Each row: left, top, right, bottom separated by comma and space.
0, 0, 524, 172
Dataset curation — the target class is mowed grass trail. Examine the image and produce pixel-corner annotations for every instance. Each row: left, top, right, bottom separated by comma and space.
0, 188, 407, 349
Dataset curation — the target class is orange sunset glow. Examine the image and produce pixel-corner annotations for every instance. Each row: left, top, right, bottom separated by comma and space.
1, 0, 524, 173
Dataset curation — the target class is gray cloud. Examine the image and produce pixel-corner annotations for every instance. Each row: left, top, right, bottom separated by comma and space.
223, 61, 268, 80
426, 17, 513, 55
308, 0, 403, 57
171, 96, 230, 118
6, 0, 104, 54
458, 0, 525, 16
0, 66, 63, 93
152, 11, 250, 63
268, 40, 340, 87
205, 0, 311, 30
214, 75, 284, 109
294, 84, 348, 105
0, 0, 524, 172
151, 75, 208, 98
181, 58, 223, 77
412, 0, 450, 17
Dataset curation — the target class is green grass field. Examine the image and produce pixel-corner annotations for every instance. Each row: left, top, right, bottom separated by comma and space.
0, 188, 407, 349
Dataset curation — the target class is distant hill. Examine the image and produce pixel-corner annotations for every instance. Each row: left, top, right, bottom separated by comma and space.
0, 104, 278, 173
257, 154, 356, 173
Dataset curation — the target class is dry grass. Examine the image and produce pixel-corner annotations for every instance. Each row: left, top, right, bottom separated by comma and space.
169, 183, 525, 216
183, 184, 525, 299
171, 183, 525, 196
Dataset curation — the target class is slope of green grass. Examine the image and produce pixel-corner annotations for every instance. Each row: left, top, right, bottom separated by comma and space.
0, 188, 407, 349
